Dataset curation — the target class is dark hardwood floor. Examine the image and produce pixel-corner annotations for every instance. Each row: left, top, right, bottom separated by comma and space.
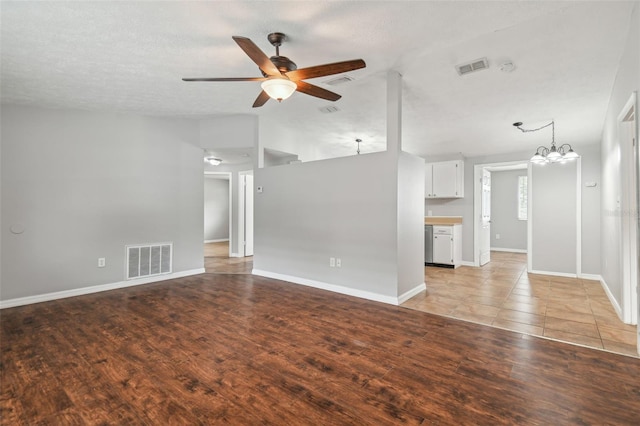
2, 273, 639, 425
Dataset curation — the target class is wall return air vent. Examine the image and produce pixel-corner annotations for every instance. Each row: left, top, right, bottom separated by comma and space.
126, 243, 172, 280
456, 57, 489, 76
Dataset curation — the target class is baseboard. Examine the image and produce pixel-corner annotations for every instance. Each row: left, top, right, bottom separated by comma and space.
397, 283, 427, 304
459, 261, 476, 267
598, 276, 624, 322
252, 269, 409, 306
490, 247, 527, 253
0, 268, 206, 309
528, 269, 577, 278
578, 273, 601, 281
204, 238, 229, 243
229, 252, 242, 258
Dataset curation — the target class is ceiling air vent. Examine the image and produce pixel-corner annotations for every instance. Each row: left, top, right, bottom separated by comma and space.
456, 57, 489, 76
319, 105, 340, 114
324, 75, 354, 86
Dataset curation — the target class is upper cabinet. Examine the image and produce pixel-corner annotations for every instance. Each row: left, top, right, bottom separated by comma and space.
425, 160, 464, 198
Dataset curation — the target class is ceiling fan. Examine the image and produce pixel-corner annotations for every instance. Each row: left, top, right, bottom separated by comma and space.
182, 32, 366, 108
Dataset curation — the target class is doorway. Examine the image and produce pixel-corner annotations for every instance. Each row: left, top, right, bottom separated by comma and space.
473, 161, 529, 268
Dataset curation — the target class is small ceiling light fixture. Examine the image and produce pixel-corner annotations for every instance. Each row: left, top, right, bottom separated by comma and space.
513, 121, 579, 164
205, 157, 222, 166
499, 61, 515, 73
355, 138, 362, 155
261, 78, 297, 102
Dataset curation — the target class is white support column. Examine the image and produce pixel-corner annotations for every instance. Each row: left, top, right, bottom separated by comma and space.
386, 70, 403, 154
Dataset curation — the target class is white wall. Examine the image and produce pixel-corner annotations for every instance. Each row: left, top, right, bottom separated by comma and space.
490, 170, 527, 251
199, 115, 258, 149
579, 144, 602, 276
254, 152, 397, 297
253, 150, 424, 303
531, 161, 578, 274
258, 118, 320, 163
204, 177, 230, 241
1, 105, 204, 302
397, 152, 425, 296
600, 3, 639, 305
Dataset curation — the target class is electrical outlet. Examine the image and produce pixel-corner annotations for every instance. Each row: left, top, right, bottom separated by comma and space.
98, 258, 106, 268
336, 258, 342, 268
496, 234, 501, 240
329, 257, 336, 267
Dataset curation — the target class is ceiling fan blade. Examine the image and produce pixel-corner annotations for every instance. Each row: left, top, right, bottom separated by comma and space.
182, 77, 266, 82
285, 59, 366, 81
252, 90, 271, 108
232, 36, 282, 77
295, 81, 341, 101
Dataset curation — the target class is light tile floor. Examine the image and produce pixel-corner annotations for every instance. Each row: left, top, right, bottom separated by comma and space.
403, 251, 639, 357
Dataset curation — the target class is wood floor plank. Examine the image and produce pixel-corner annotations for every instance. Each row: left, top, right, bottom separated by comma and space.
2, 273, 640, 425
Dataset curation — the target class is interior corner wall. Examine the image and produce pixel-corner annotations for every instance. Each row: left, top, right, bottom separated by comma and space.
490, 170, 527, 251
397, 152, 425, 296
0, 105, 204, 301
253, 152, 400, 299
600, 3, 639, 304
204, 177, 230, 241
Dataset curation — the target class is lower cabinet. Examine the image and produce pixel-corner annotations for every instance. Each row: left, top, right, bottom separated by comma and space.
431, 224, 462, 267
433, 233, 454, 265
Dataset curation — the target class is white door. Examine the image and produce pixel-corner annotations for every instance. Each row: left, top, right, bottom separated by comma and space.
480, 169, 491, 266
244, 174, 254, 256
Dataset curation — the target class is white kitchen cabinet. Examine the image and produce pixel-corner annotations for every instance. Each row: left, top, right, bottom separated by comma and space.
425, 160, 464, 198
432, 225, 462, 267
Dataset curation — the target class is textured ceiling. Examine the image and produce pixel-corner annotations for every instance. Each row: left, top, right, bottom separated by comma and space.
1, 1, 635, 159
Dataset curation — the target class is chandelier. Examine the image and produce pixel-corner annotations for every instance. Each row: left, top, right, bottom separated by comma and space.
513, 121, 579, 164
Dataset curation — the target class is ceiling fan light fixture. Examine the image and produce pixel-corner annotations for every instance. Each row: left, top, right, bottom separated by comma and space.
261, 78, 297, 102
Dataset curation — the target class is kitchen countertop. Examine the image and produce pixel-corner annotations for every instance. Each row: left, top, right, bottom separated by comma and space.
424, 216, 463, 225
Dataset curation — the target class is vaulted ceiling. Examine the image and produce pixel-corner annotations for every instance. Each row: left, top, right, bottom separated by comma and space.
1, 1, 635, 159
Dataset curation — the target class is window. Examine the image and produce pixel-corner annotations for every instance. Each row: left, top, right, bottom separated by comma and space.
518, 175, 528, 220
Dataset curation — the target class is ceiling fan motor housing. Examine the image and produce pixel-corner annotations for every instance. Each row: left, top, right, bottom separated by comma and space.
262, 56, 297, 76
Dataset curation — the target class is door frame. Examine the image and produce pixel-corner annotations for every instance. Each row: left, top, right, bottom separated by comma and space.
473, 161, 529, 267
238, 170, 254, 257
204, 171, 233, 257
479, 168, 491, 266
618, 92, 638, 325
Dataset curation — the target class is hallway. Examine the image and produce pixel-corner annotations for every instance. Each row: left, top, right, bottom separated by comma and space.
403, 252, 638, 357
204, 242, 253, 274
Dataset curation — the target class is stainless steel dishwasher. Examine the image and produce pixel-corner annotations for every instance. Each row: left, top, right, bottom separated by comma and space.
425, 225, 433, 265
